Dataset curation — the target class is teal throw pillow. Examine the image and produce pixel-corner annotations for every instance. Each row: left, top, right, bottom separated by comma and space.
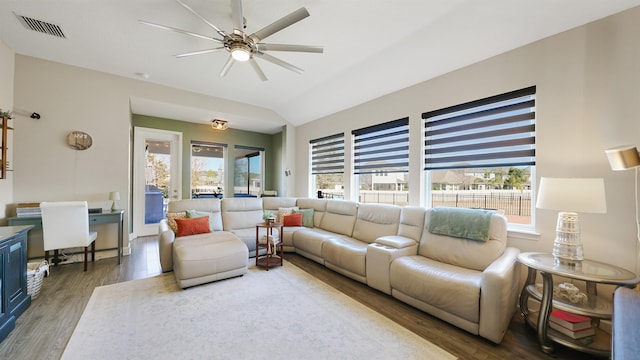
186, 209, 217, 232
294, 208, 314, 228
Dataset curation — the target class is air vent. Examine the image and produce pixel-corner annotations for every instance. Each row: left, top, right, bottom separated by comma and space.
15, 13, 66, 38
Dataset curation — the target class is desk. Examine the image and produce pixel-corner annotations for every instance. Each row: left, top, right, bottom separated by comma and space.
8, 210, 125, 264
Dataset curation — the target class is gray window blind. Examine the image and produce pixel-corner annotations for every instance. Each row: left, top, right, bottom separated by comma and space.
310, 133, 344, 175
352, 118, 409, 174
423, 86, 536, 170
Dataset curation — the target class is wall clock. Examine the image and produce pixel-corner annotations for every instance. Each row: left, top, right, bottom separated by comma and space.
67, 131, 93, 150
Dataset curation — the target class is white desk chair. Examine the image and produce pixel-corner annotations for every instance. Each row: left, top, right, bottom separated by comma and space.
40, 201, 98, 272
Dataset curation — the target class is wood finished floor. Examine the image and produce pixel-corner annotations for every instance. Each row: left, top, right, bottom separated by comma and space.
0, 236, 602, 360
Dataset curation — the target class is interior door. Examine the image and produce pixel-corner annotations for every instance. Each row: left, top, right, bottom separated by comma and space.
133, 127, 182, 237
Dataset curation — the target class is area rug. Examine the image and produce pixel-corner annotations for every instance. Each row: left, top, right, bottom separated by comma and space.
61, 262, 455, 360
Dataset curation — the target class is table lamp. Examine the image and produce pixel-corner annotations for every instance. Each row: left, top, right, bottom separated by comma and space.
536, 177, 607, 265
109, 191, 121, 211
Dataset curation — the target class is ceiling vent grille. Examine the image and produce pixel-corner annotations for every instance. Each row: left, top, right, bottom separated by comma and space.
15, 13, 66, 38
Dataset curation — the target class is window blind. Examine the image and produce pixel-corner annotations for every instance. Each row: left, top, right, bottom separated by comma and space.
352, 117, 409, 174
310, 133, 345, 175
423, 86, 536, 170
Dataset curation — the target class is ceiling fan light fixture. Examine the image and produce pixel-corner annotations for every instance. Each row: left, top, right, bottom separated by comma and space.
211, 119, 228, 130
230, 43, 251, 62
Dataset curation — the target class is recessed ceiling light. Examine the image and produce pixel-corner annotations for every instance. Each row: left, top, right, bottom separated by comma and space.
135, 72, 150, 79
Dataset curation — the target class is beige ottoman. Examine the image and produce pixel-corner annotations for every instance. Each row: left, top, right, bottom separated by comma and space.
173, 231, 248, 289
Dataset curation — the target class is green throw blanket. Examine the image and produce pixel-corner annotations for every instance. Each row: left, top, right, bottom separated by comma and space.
429, 207, 495, 242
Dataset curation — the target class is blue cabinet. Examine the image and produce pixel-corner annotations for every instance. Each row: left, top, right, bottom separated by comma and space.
0, 226, 32, 343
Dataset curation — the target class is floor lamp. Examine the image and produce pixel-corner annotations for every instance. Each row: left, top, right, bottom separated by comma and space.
536, 177, 607, 266
605, 145, 640, 276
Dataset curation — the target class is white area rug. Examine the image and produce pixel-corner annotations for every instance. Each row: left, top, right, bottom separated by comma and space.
62, 262, 455, 360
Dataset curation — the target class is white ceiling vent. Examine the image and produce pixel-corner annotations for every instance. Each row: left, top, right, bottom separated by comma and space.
15, 13, 66, 38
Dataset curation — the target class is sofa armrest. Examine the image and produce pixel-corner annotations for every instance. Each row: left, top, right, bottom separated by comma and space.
375, 235, 418, 250
613, 287, 640, 360
478, 247, 521, 344
158, 219, 176, 272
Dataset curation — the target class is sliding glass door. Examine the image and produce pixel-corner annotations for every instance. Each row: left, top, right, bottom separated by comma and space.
233, 146, 263, 197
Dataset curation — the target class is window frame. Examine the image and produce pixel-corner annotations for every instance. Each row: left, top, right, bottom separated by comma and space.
423, 87, 537, 229
310, 132, 345, 198
352, 117, 410, 205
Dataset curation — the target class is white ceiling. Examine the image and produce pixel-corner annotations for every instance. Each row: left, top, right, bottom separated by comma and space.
2, 0, 640, 134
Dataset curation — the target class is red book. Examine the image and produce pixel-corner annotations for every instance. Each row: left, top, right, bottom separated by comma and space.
549, 310, 592, 331
548, 321, 595, 339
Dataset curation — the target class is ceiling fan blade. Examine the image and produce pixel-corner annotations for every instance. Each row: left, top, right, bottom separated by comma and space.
174, 0, 227, 38
255, 52, 304, 74
139, 20, 223, 43
249, 59, 268, 81
256, 43, 323, 53
220, 56, 236, 77
175, 47, 225, 58
249, 7, 309, 43
230, 0, 244, 33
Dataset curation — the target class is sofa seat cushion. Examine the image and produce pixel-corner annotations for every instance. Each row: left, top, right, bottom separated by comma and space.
322, 237, 368, 277
173, 232, 248, 282
280, 226, 302, 249
292, 228, 338, 259
229, 227, 279, 255
390, 255, 482, 323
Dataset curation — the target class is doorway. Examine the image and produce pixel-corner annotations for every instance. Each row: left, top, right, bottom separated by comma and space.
133, 127, 182, 237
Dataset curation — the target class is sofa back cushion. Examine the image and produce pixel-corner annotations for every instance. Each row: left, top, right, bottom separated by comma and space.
262, 197, 298, 213
397, 206, 426, 242
167, 198, 223, 231
418, 208, 507, 271
221, 197, 264, 230
295, 198, 327, 227
319, 200, 358, 237
352, 204, 401, 243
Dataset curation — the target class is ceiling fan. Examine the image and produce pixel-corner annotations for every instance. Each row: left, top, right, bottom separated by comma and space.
139, 0, 323, 81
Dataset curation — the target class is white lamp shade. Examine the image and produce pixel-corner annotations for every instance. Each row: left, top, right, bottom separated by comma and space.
109, 191, 120, 201
536, 177, 607, 214
605, 145, 640, 171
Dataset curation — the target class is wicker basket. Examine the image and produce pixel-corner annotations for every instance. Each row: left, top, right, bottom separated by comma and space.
27, 260, 49, 300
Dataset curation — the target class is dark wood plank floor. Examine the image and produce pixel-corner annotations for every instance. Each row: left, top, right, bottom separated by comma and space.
0, 236, 603, 360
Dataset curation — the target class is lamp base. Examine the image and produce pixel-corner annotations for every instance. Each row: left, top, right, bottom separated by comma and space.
111, 201, 119, 212
552, 211, 584, 265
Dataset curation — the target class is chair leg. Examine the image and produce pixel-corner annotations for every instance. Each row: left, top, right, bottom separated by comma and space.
83, 246, 88, 272
45, 250, 49, 264
91, 241, 96, 262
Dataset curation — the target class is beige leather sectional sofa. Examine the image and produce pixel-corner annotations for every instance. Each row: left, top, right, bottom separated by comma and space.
158, 196, 520, 344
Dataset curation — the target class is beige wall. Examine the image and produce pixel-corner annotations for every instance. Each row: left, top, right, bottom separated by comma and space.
294, 7, 640, 272
0, 40, 14, 224
10, 55, 285, 257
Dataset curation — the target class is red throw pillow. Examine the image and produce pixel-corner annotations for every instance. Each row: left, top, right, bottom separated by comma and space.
174, 216, 211, 236
283, 213, 303, 227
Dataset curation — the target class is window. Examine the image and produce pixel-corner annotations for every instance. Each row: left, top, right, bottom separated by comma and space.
423, 86, 536, 225
190, 142, 225, 198
310, 133, 344, 199
353, 118, 409, 205
234, 146, 263, 197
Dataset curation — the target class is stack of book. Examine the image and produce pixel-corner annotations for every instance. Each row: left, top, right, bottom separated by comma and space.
16, 202, 41, 217
548, 310, 595, 341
